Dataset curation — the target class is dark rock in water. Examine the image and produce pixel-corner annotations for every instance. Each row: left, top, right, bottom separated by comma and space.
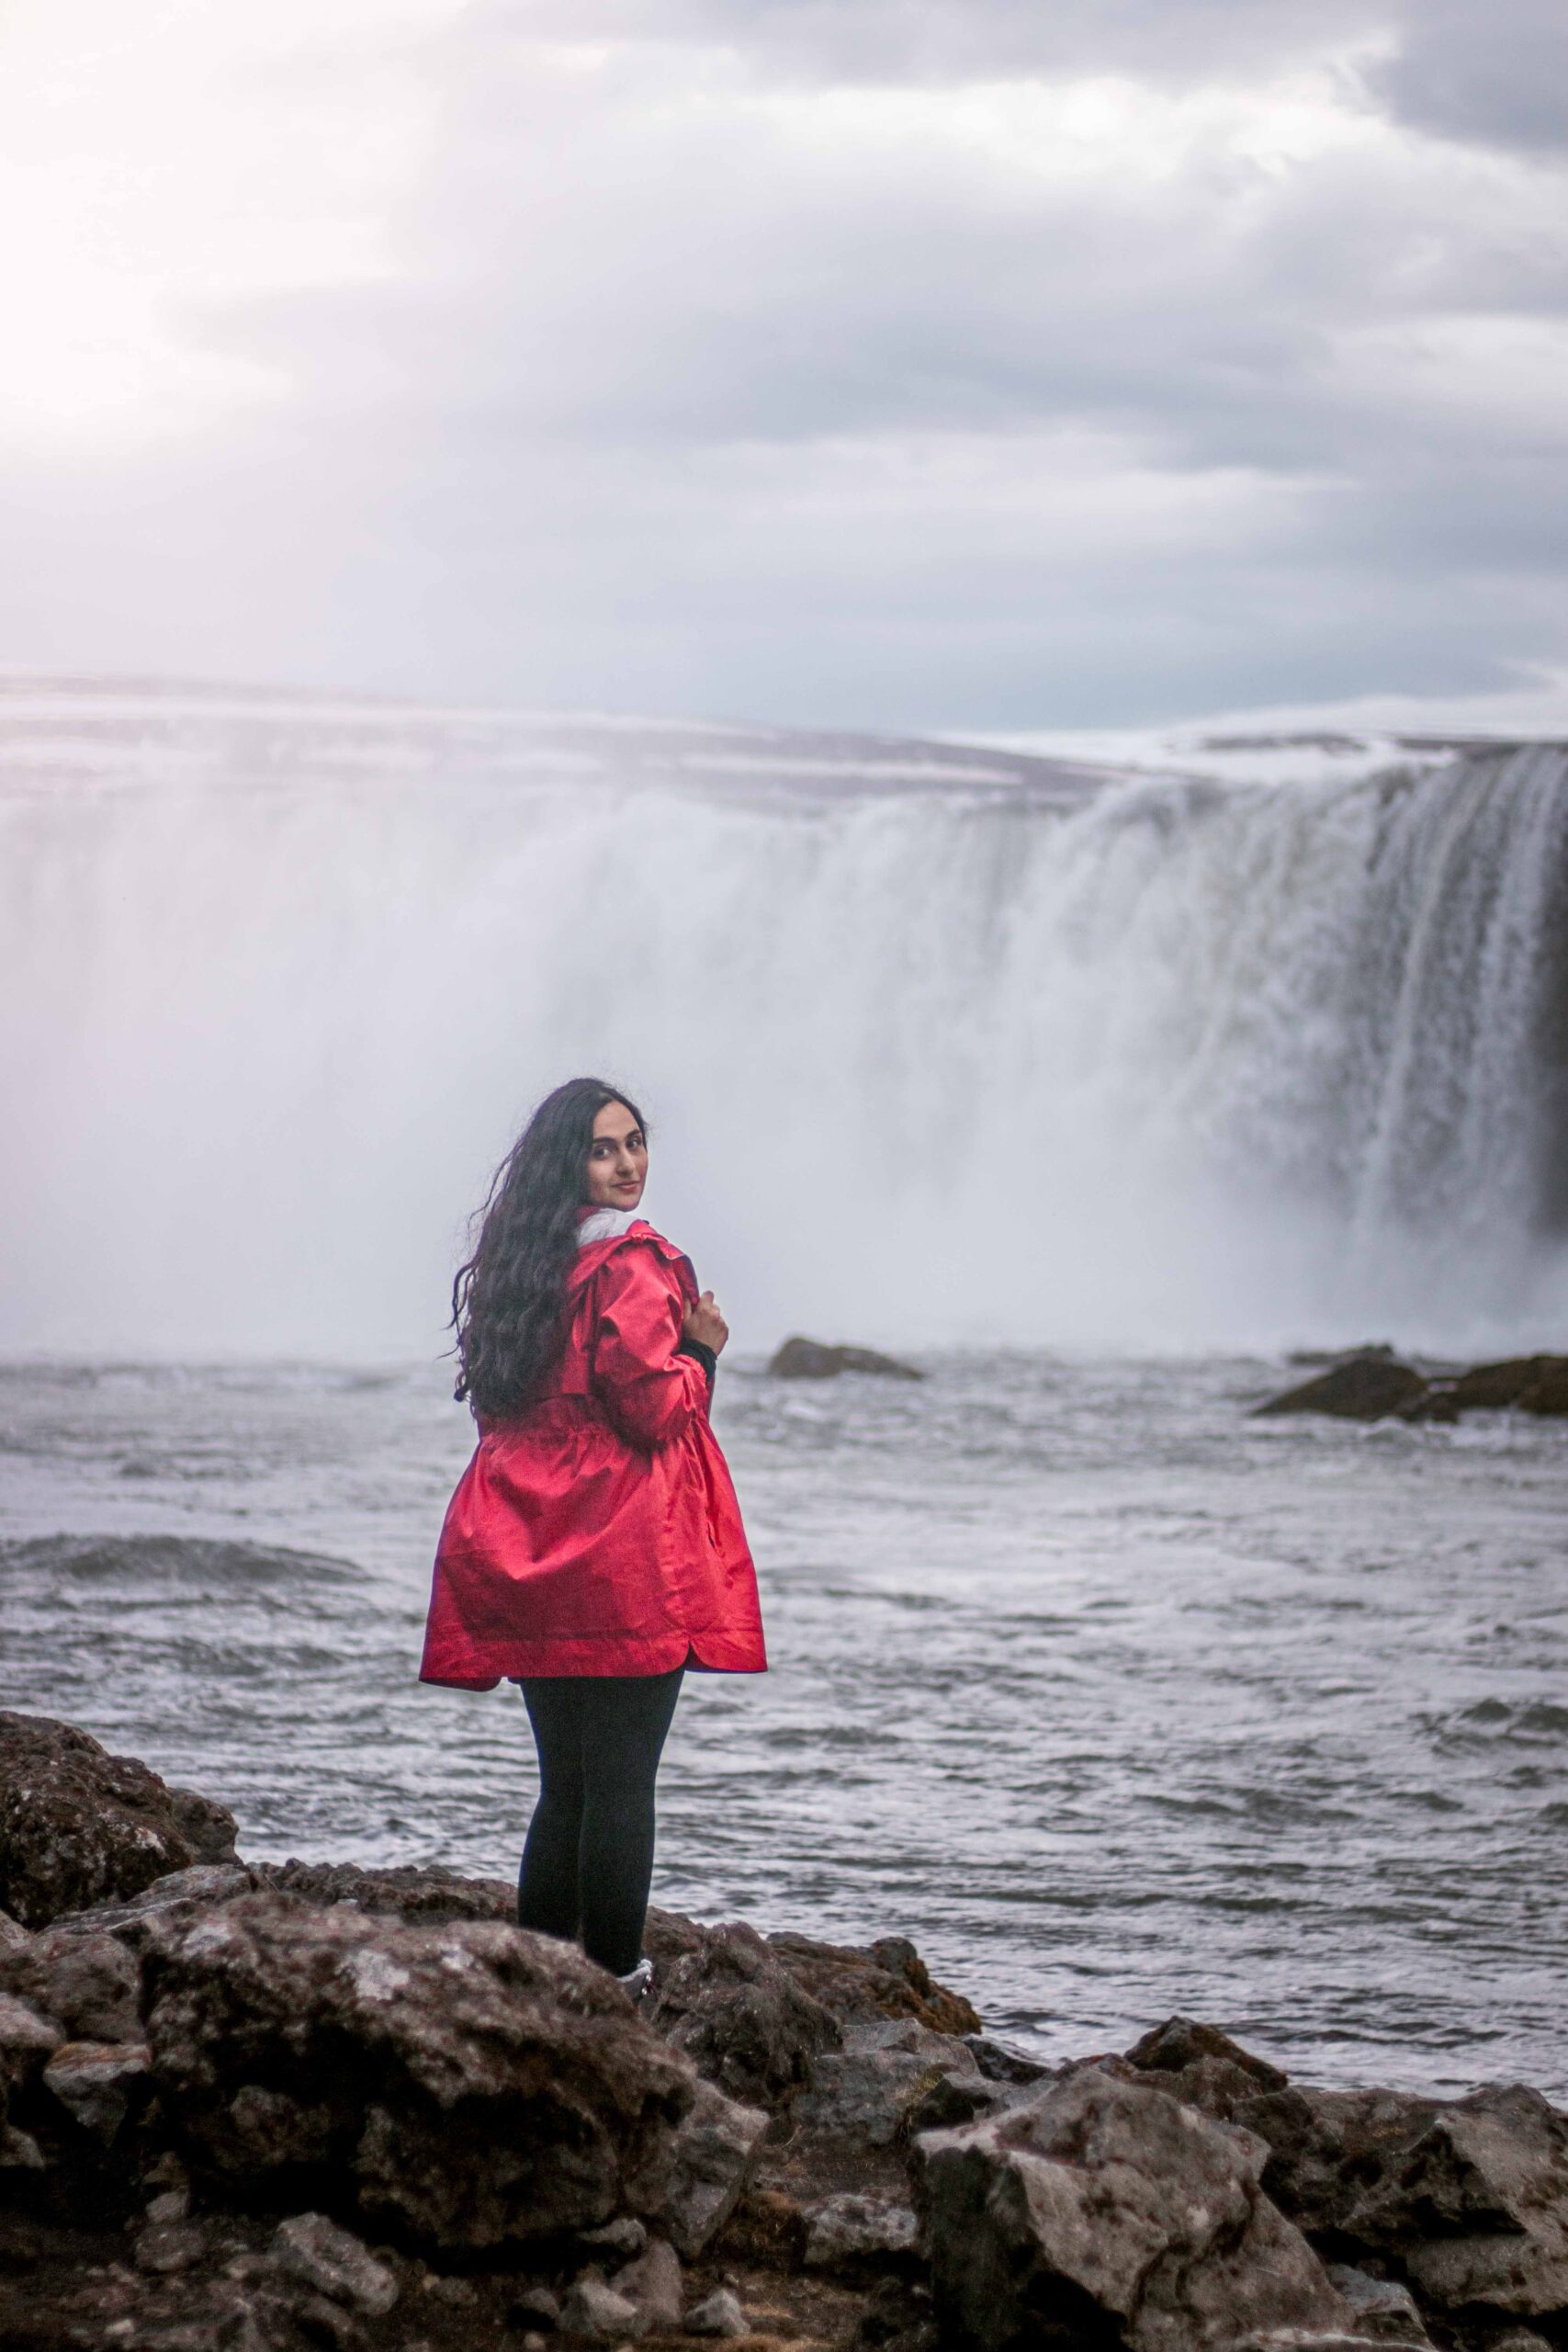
1416, 1353, 1568, 1419
140, 1889, 695, 2249
764, 1927, 982, 2037
1287, 1342, 1400, 1366
641, 1911, 841, 2109
0, 1710, 238, 1929
767, 1335, 925, 1381
916, 2063, 1352, 2352
1252, 1352, 1429, 1420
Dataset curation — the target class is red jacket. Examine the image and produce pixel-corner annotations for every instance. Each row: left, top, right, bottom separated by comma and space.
420, 1219, 767, 1686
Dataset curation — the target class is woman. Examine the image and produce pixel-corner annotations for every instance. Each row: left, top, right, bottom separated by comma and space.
420, 1077, 766, 1996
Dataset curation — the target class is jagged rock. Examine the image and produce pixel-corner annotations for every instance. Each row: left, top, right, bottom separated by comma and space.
1237, 2085, 1444, 2236
145, 2186, 192, 2224
916, 2064, 1353, 2352
0, 1918, 141, 2040
961, 2033, 1052, 2087
43, 1863, 259, 1953
685, 2285, 749, 2336
253, 1858, 515, 1924
795, 2018, 990, 2147
1252, 1354, 1429, 1420
512, 2283, 563, 2327
611, 2236, 684, 2331
134, 2217, 209, 2275
0, 1909, 28, 1954
764, 1927, 982, 2037
42, 2037, 150, 2141
272, 2213, 400, 2315
0, 1710, 237, 1928
1325, 2264, 1431, 2345
1345, 2083, 1568, 2314
167, 1785, 241, 1865
578, 2214, 648, 2260
642, 1913, 842, 2106
140, 1890, 694, 2250
1421, 1354, 1568, 1417
0, 2123, 45, 2168
803, 2192, 920, 2270
1124, 2016, 1290, 2121
767, 1337, 925, 1381
560, 2272, 644, 2340
632, 2075, 770, 2256
0, 1988, 62, 2139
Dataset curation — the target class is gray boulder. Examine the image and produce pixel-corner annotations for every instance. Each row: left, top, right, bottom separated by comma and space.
642, 1912, 841, 2107
0, 1917, 142, 2041
611, 2236, 684, 2331
0, 1987, 62, 2135
560, 2273, 644, 2340
795, 2017, 991, 2147
0, 1709, 238, 1928
1326, 2265, 1431, 2345
271, 2212, 399, 2316
252, 1857, 516, 1924
685, 2285, 749, 2336
140, 1889, 695, 2251
630, 2074, 770, 2257
1235, 2084, 1445, 2236
42, 2038, 151, 2142
764, 1925, 982, 2036
803, 2191, 920, 2270
916, 2063, 1353, 2352
1345, 2084, 1568, 2316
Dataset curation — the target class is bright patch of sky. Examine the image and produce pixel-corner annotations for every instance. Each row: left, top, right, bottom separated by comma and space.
1, 0, 1565, 731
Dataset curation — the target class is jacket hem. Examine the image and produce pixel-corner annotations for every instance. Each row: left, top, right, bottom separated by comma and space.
420, 1628, 766, 1683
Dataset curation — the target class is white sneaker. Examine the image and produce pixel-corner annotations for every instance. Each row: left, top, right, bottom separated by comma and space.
616, 1957, 654, 2003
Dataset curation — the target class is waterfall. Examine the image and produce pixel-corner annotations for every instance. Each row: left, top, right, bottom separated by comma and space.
3, 681, 1564, 1358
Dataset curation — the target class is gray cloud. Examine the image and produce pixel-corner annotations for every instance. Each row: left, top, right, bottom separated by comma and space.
1372, 0, 1568, 154
3, 0, 1566, 728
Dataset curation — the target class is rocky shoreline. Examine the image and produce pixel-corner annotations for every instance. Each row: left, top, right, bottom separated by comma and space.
3, 1710, 1567, 2352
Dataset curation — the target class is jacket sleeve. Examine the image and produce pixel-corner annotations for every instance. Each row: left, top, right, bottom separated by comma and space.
590, 1245, 710, 1448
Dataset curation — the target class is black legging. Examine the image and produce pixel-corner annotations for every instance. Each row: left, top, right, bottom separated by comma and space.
516, 1667, 684, 1976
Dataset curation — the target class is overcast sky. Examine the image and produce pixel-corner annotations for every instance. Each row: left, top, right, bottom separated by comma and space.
4, 0, 1567, 730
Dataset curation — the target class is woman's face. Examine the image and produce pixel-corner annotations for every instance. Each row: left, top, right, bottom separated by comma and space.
584, 1101, 649, 1210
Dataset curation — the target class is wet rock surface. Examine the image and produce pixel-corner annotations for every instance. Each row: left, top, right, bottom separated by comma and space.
140, 1888, 694, 2248
5, 1715, 1568, 2352
0, 1711, 238, 1930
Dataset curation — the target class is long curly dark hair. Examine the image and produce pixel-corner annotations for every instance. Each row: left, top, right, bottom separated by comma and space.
451, 1076, 648, 1422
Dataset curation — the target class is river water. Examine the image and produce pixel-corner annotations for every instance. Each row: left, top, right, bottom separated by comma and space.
4, 1349, 1564, 2099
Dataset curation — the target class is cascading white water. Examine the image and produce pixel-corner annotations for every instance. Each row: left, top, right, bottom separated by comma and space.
3, 682, 1564, 1358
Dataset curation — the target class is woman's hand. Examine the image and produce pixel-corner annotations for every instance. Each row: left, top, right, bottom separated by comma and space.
682, 1291, 728, 1356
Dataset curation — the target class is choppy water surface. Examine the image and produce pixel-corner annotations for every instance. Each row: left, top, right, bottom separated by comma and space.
2, 1351, 1564, 2098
